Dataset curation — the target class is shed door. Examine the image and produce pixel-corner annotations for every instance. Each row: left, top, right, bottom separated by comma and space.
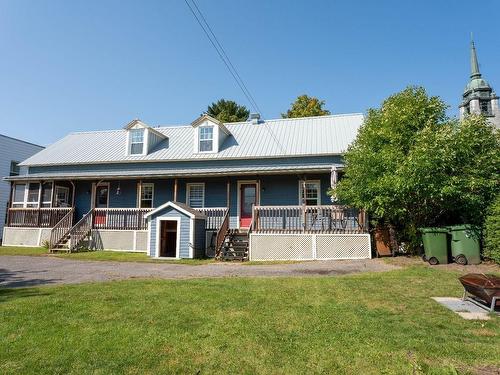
160, 220, 177, 257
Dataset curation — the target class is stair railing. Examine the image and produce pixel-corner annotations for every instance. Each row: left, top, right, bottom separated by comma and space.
68, 209, 94, 252
215, 209, 230, 258
49, 208, 75, 251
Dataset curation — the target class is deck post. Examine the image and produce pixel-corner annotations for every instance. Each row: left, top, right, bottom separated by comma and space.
226, 179, 230, 208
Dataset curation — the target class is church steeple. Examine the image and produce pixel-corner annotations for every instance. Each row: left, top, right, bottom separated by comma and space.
459, 37, 500, 128
470, 40, 481, 79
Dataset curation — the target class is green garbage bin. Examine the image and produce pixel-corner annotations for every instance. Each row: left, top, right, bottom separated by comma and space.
419, 227, 449, 265
449, 225, 481, 265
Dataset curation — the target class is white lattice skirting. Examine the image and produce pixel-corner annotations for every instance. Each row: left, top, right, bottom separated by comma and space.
249, 233, 371, 261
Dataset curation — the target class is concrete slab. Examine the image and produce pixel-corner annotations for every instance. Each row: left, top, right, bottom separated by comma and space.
432, 297, 491, 320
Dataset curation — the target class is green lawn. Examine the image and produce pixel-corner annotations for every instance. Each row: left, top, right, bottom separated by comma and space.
0, 246, 302, 265
1, 267, 498, 374
0, 246, 214, 264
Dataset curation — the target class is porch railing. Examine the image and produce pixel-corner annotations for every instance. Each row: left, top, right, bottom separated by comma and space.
93, 208, 152, 230
197, 207, 228, 230
49, 208, 75, 249
6, 208, 73, 228
252, 205, 368, 234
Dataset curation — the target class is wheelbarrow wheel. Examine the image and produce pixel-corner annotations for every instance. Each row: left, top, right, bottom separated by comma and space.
455, 255, 467, 265
422, 254, 427, 262
428, 257, 439, 265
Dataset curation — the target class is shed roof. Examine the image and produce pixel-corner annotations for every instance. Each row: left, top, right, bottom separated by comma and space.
19, 113, 363, 167
145, 201, 206, 219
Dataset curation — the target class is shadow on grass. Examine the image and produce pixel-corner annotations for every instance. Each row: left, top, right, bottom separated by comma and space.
0, 268, 61, 289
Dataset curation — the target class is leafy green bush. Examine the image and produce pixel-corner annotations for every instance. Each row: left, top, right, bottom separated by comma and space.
332, 86, 500, 253
483, 195, 500, 264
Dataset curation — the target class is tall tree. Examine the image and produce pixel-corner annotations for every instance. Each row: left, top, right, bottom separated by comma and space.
331, 86, 499, 252
207, 99, 250, 123
282, 95, 331, 118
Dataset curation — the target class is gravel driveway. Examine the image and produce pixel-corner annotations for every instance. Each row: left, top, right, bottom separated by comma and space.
0, 256, 398, 288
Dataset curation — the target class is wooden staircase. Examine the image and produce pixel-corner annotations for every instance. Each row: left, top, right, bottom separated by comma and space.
49, 209, 94, 253
218, 229, 249, 261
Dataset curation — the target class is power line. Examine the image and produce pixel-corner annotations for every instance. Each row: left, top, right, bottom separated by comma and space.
183, 0, 260, 114
189, 0, 262, 115
184, 0, 287, 154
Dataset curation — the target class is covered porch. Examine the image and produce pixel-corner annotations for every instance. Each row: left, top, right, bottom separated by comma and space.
3, 172, 369, 259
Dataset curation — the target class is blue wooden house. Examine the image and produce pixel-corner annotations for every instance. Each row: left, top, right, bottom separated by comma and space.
2, 113, 371, 260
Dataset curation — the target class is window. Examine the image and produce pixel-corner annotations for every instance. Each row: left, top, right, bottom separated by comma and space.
199, 127, 213, 152
139, 183, 154, 208
26, 183, 40, 208
299, 180, 321, 206
12, 184, 26, 208
9, 161, 20, 176
41, 182, 53, 208
480, 100, 491, 116
55, 186, 70, 207
130, 128, 145, 155
187, 183, 205, 208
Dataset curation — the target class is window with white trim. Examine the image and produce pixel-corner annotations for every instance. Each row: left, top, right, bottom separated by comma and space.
12, 184, 26, 208
129, 128, 145, 155
299, 180, 321, 206
187, 183, 205, 208
55, 186, 70, 207
26, 183, 40, 208
199, 127, 213, 152
41, 182, 53, 208
139, 183, 154, 208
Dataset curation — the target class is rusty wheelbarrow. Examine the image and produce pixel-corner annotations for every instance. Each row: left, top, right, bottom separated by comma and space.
459, 273, 500, 313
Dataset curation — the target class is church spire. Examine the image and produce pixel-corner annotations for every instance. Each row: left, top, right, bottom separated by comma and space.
470, 38, 481, 79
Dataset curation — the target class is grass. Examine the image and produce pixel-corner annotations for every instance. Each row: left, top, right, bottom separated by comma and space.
0, 246, 214, 264
0, 267, 499, 374
0, 246, 304, 265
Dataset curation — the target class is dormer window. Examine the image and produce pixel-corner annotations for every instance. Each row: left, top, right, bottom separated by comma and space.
130, 128, 145, 155
199, 126, 213, 152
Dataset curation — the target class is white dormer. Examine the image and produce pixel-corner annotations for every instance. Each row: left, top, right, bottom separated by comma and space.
191, 114, 231, 153
124, 119, 167, 156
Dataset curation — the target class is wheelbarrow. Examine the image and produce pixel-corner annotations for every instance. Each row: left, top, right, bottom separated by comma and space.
459, 273, 500, 313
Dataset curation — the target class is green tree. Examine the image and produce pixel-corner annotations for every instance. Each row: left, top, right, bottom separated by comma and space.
282, 95, 331, 118
207, 99, 250, 123
331, 86, 499, 252
483, 194, 500, 264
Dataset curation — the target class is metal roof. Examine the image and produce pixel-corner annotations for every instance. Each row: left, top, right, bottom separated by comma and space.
6, 163, 340, 181
20, 113, 363, 167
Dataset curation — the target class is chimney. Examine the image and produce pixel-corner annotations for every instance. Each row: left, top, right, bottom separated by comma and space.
249, 113, 261, 124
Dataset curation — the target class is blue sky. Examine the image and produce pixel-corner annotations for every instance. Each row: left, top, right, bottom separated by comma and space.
0, 0, 499, 146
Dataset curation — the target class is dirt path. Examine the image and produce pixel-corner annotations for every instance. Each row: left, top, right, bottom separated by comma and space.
0, 256, 398, 288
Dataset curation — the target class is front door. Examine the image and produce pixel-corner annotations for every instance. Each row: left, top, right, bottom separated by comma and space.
239, 183, 257, 228
94, 184, 109, 225
160, 220, 177, 257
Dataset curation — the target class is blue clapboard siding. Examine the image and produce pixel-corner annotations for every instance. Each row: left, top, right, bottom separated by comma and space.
0, 135, 43, 238
29, 155, 342, 175
193, 218, 206, 258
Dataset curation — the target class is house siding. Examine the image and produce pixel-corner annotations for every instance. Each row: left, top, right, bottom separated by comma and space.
193, 218, 206, 258
0, 135, 43, 239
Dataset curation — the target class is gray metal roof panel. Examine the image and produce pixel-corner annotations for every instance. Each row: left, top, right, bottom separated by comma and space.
20, 113, 363, 166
